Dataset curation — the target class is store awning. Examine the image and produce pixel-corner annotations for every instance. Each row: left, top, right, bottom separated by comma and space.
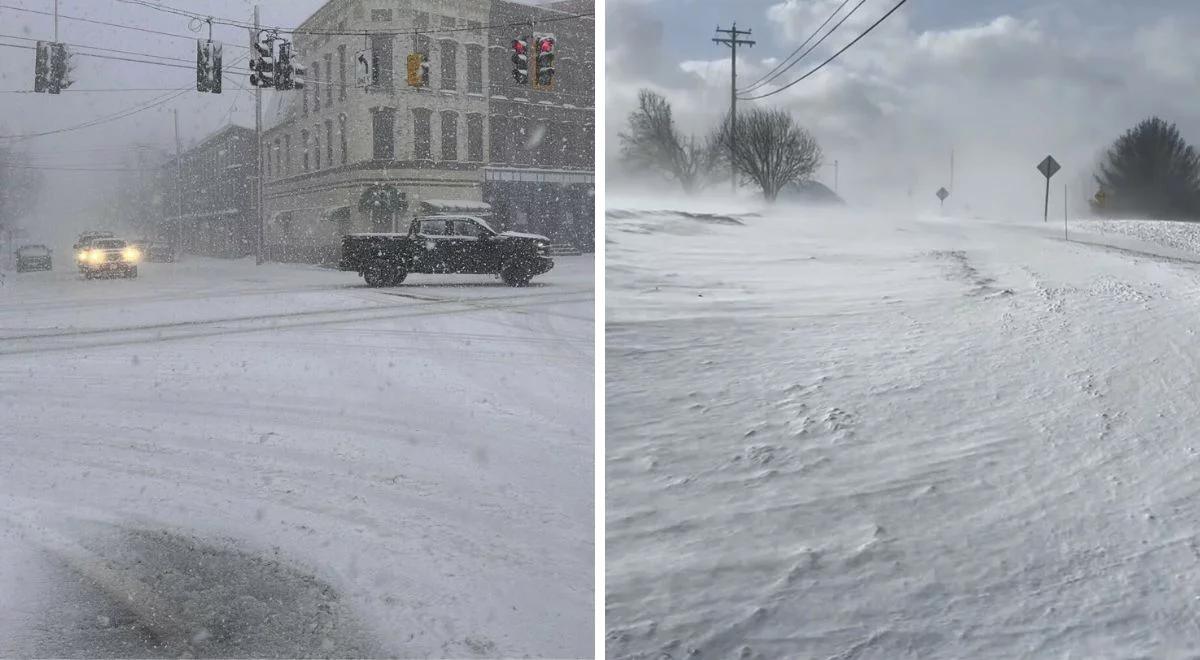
420, 199, 492, 215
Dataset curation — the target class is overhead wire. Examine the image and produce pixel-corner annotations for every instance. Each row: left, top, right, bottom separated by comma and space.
739, 0, 856, 94
738, 0, 910, 101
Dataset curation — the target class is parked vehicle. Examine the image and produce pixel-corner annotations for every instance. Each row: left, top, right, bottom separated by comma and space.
79, 238, 140, 279
15, 244, 52, 272
339, 215, 554, 287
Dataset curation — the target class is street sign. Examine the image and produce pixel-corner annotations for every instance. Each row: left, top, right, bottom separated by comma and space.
1037, 155, 1060, 180
936, 187, 949, 201
1037, 155, 1060, 222
355, 49, 372, 87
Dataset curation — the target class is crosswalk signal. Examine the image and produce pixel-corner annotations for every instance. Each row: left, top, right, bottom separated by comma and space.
196, 40, 223, 93
406, 52, 430, 87
533, 35, 555, 90
511, 37, 529, 85
34, 42, 71, 94
249, 29, 275, 88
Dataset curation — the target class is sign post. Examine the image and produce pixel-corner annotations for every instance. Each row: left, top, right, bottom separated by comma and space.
1037, 155, 1060, 223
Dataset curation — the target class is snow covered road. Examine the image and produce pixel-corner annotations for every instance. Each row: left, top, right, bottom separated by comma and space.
606, 203, 1200, 659
0, 256, 594, 658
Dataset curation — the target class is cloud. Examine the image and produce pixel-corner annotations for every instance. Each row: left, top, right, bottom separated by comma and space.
606, 1, 1200, 217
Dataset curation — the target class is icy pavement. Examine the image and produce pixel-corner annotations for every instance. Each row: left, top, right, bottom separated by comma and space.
607, 201, 1200, 659
0, 256, 594, 658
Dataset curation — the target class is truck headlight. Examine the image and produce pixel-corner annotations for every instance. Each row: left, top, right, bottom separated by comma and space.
88, 250, 104, 264
122, 247, 141, 262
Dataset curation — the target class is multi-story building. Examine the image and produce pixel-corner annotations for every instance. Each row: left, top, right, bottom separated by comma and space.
159, 123, 257, 257
484, 0, 594, 250
262, 0, 492, 263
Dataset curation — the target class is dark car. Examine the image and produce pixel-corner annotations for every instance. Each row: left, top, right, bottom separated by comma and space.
131, 239, 175, 263
339, 215, 554, 287
15, 244, 52, 272
74, 231, 114, 268
79, 238, 139, 279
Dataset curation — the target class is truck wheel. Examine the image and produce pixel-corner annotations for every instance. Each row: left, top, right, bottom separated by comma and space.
386, 264, 409, 286
501, 262, 533, 287
127, 267, 138, 279
363, 261, 389, 287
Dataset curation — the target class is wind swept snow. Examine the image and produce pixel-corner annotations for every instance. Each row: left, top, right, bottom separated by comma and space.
607, 201, 1200, 659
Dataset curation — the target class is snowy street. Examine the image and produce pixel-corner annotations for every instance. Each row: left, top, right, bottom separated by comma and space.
606, 203, 1200, 658
0, 256, 594, 658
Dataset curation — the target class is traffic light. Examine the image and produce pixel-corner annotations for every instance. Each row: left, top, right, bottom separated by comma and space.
406, 52, 429, 87
275, 41, 305, 90
196, 40, 223, 93
533, 35, 555, 90
511, 37, 529, 85
34, 42, 71, 94
249, 29, 274, 88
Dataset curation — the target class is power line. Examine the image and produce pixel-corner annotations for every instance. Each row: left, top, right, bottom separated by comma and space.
739, 0, 855, 94
0, 30, 198, 65
0, 88, 191, 140
0, 163, 155, 172
0, 3, 250, 48
738, 0, 911, 101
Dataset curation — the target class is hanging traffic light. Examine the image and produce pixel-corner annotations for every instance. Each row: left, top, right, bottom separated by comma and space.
34, 42, 71, 94
275, 41, 305, 90
196, 40, 223, 93
511, 37, 529, 85
406, 52, 430, 87
533, 35, 555, 90
249, 29, 274, 88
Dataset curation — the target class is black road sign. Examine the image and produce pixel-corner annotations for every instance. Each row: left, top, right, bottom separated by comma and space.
1037, 155, 1060, 179
936, 187, 949, 201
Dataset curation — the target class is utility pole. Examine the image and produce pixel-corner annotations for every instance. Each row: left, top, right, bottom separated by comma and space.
174, 109, 184, 258
713, 23, 754, 194
53, 0, 58, 41
254, 4, 264, 265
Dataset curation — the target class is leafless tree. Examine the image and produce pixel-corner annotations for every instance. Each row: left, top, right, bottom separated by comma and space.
618, 89, 722, 194
717, 107, 822, 202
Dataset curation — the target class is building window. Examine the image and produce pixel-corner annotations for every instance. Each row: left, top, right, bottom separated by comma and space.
338, 45, 347, 102
274, 139, 281, 177
314, 126, 322, 170
303, 75, 309, 115
467, 20, 481, 33
440, 15, 456, 29
284, 133, 291, 173
325, 119, 334, 166
439, 40, 457, 90
371, 8, 392, 22
324, 53, 333, 106
466, 44, 483, 94
369, 33, 394, 89
301, 129, 309, 171
467, 113, 483, 162
264, 141, 272, 178
414, 11, 429, 29
413, 108, 431, 160
312, 62, 321, 112
372, 108, 395, 160
441, 111, 458, 161
339, 113, 348, 164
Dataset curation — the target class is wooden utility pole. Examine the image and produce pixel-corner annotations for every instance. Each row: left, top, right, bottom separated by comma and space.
713, 23, 754, 193
254, 4, 265, 265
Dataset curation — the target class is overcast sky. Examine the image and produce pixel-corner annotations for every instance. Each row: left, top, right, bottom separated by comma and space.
607, 0, 1200, 218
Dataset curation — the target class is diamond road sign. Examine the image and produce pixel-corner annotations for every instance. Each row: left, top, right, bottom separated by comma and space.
1037, 155, 1060, 179
936, 187, 949, 201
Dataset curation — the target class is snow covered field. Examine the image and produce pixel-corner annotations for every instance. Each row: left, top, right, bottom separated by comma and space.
0, 256, 594, 658
606, 201, 1200, 659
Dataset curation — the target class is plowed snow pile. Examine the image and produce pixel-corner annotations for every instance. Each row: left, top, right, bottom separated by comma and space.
607, 202, 1200, 659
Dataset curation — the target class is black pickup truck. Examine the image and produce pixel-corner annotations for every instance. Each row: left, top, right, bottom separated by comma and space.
340, 215, 555, 287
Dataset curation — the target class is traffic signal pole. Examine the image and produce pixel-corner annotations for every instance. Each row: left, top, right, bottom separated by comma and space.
254, 4, 264, 265
713, 24, 754, 194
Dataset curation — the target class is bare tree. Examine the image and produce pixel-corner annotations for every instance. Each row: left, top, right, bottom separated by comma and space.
717, 107, 822, 202
618, 89, 721, 194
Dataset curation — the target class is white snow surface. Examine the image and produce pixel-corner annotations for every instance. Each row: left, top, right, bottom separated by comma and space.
0, 256, 594, 658
607, 200, 1200, 659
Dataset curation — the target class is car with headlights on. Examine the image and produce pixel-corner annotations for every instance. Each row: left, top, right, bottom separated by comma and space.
15, 244, 52, 272
79, 238, 140, 279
